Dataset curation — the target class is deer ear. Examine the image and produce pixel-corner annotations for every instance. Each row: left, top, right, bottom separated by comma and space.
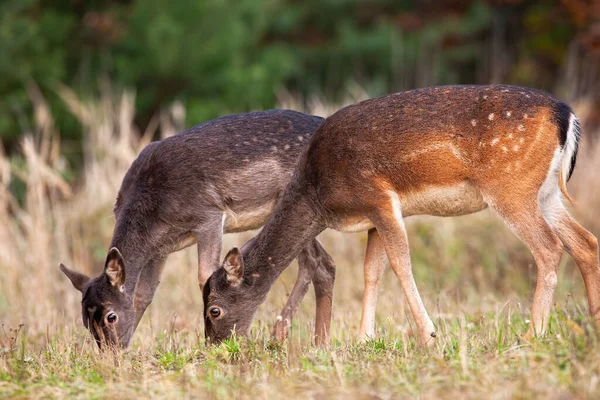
222, 247, 244, 286
105, 247, 126, 289
59, 264, 90, 293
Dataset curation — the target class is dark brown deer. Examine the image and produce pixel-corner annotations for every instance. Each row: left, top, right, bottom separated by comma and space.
203, 85, 599, 346
59, 110, 337, 348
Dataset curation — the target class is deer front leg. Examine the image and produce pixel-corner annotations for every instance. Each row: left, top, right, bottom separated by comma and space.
196, 216, 224, 291
370, 192, 436, 347
358, 228, 387, 341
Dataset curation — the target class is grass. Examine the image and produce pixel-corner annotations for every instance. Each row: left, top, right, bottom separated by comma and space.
2, 309, 600, 398
1, 84, 600, 398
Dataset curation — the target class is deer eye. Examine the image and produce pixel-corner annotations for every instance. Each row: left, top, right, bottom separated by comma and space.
209, 308, 221, 318
106, 313, 118, 324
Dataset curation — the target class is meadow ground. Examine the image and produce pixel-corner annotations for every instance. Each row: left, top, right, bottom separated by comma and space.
1, 88, 600, 399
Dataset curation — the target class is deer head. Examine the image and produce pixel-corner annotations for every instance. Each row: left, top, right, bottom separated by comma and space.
203, 188, 325, 345
202, 247, 267, 344
60, 247, 136, 348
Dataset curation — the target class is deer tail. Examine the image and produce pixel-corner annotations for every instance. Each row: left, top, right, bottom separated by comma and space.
556, 105, 581, 206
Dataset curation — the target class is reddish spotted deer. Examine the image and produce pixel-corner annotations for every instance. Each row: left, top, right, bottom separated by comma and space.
59, 110, 337, 348
203, 84, 599, 346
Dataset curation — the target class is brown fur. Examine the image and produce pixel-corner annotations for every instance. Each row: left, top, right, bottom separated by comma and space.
204, 85, 598, 345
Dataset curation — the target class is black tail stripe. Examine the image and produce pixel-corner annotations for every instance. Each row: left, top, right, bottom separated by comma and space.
554, 102, 572, 147
553, 102, 580, 181
568, 117, 581, 181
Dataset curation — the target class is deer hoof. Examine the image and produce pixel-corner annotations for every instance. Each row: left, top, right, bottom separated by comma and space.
271, 320, 289, 342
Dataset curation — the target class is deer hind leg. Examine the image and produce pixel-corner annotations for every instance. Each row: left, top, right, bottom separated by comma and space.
488, 196, 564, 336
311, 240, 336, 346
271, 243, 316, 342
358, 228, 387, 341
271, 239, 335, 346
370, 191, 436, 347
542, 194, 600, 323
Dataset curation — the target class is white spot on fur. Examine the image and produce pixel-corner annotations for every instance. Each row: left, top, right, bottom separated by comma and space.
507, 133, 513, 139
523, 113, 528, 118
513, 145, 519, 152
284, 144, 290, 150
471, 119, 477, 126
271, 146, 277, 151
506, 111, 512, 117
488, 113, 495, 121
519, 137, 525, 144
518, 124, 525, 131
297, 136, 304, 141
483, 95, 488, 100
401, 142, 463, 162
501, 146, 508, 152
491, 138, 499, 146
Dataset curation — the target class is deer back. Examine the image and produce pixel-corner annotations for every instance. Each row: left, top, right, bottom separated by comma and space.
112, 110, 324, 251
300, 85, 576, 223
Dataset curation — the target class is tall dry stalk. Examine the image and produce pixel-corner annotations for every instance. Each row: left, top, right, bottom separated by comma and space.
0, 80, 598, 346
0, 83, 160, 332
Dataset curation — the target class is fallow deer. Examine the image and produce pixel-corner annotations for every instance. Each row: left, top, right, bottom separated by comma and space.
203, 85, 599, 346
59, 110, 337, 348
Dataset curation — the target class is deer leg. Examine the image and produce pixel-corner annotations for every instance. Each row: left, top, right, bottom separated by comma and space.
542, 195, 600, 323
358, 228, 387, 341
311, 240, 336, 346
271, 244, 315, 342
370, 192, 436, 347
196, 216, 224, 291
271, 239, 334, 344
490, 197, 563, 336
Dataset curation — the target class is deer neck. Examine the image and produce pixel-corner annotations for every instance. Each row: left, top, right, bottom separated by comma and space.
109, 226, 158, 295
243, 181, 325, 293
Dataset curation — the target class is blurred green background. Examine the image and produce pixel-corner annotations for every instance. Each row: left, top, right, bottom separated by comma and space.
1, 0, 598, 161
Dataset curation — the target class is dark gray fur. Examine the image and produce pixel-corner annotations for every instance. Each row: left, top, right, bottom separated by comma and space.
60, 110, 336, 348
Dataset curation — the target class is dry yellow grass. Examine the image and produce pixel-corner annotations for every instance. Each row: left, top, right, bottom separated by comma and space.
1, 85, 599, 399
